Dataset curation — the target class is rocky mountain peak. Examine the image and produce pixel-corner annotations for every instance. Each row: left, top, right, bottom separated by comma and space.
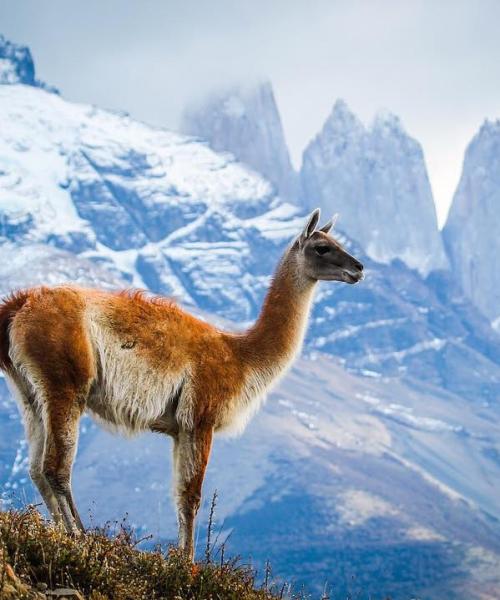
0, 34, 52, 90
300, 100, 448, 275
443, 119, 500, 322
326, 99, 364, 131
372, 108, 404, 131
180, 81, 297, 202
0, 34, 36, 85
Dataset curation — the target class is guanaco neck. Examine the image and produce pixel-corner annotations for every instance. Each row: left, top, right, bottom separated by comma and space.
236, 245, 317, 372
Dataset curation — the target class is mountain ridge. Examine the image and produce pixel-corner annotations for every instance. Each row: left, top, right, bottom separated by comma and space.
0, 35, 499, 600
443, 118, 500, 324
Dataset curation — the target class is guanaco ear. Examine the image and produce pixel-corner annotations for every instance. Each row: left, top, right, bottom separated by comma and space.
300, 208, 321, 244
319, 213, 339, 234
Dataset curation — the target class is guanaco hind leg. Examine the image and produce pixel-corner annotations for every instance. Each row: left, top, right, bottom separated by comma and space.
8, 374, 62, 523
173, 427, 213, 560
25, 408, 62, 523
42, 393, 85, 533
5, 287, 95, 533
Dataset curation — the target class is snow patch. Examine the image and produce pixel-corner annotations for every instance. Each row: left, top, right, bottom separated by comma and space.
337, 489, 400, 526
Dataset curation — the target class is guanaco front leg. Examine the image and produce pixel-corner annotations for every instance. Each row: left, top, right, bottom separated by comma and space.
173, 426, 213, 561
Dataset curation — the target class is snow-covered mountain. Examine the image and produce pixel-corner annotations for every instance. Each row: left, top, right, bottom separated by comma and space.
0, 83, 303, 321
443, 119, 500, 326
301, 100, 449, 276
1, 83, 497, 402
181, 82, 298, 202
1, 36, 499, 599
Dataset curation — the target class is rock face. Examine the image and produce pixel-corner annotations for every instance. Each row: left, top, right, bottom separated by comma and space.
0, 34, 36, 85
181, 82, 298, 201
0, 34, 52, 89
443, 120, 500, 324
301, 100, 448, 276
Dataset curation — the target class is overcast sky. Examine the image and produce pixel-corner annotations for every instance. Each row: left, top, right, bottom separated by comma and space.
1, 0, 499, 226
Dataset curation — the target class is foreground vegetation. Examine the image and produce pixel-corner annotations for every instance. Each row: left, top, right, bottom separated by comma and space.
0, 506, 287, 600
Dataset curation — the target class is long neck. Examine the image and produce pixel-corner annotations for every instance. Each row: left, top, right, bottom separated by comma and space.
239, 249, 317, 370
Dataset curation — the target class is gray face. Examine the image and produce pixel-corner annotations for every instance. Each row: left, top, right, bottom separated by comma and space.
302, 230, 364, 284
296, 208, 364, 284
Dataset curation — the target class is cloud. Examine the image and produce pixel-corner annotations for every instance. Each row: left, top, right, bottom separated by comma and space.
1, 0, 499, 224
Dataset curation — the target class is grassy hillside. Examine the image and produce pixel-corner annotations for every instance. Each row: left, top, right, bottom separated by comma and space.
0, 507, 288, 600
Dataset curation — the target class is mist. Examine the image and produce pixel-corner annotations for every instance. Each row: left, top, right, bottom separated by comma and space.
1, 0, 499, 225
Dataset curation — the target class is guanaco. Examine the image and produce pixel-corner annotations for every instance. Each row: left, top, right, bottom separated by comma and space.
0, 209, 363, 560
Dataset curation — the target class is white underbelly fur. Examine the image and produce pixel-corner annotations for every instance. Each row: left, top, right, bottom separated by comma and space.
88, 319, 187, 434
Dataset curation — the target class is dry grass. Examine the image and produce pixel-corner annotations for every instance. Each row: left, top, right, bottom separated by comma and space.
0, 506, 289, 600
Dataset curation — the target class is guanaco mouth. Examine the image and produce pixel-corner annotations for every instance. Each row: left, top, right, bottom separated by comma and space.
342, 269, 364, 283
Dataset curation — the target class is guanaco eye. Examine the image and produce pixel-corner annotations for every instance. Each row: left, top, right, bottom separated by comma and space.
315, 246, 330, 256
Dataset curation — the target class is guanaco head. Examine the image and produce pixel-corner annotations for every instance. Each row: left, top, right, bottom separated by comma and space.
296, 208, 364, 284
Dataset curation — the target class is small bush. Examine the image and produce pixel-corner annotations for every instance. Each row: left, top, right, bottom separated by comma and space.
0, 506, 286, 600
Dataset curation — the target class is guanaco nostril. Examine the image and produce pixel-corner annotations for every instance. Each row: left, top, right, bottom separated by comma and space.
356, 261, 364, 271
